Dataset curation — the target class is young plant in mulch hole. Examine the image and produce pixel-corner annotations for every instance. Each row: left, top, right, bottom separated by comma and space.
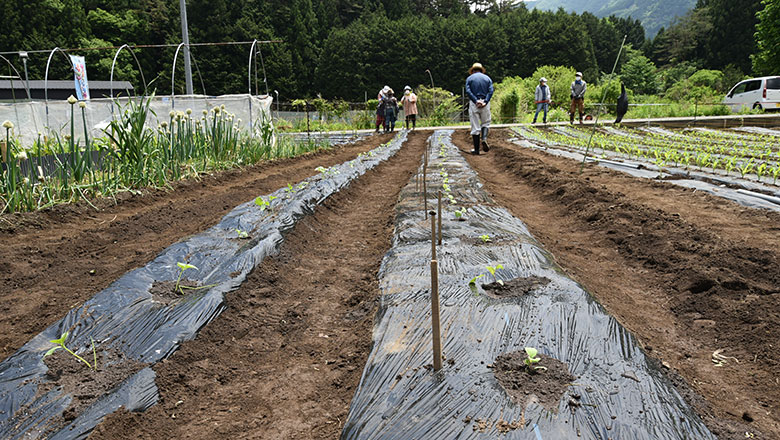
150, 262, 215, 305
482, 275, 551, 298
254, 195, 277, 212
40, 332, 148, 428
492, 347, 575, 412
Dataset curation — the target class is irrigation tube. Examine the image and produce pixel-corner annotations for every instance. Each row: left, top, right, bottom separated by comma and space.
342, 130, 714, 439
0, 132, 408, 439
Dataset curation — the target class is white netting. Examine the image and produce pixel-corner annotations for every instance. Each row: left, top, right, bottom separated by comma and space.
0, 94, 272, 144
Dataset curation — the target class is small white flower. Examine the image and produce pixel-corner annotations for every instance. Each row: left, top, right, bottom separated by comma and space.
78, 101, 86, 109
161, 121, 168, 128
18, 151, 27, 160
220, 104, 225, 111
186, 108, 192, 115
169, 110, 176, 118
213, 106, 220, 114
67, 95, 77, 105
23, 177, 29, 185
237, 118, 242, 125
2, 120, 13, 129
202, 109, 208, 116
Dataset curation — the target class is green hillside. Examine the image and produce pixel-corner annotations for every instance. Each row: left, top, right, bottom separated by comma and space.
526, 0, 696, 36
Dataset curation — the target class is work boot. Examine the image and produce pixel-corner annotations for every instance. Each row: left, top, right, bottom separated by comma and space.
570, 114, 574, 124
480, 128, 490, 152
471, 134, 481, 155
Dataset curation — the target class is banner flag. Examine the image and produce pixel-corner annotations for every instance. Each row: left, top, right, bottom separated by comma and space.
69, 55, 90, 100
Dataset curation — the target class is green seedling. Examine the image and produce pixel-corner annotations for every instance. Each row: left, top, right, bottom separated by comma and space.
468, 274, 485, 285
442, 183, 451, 192
235, 228, 249, 239
524, 347, 547, 372
285, 183, 295, 193
44, 331, 96, 370
254, 195, 277, 212
486, 264, 504, 285
480, 234, 491, 243
297, 181, 309, 190
175, 262, 198, 294
454, 209, 463, 219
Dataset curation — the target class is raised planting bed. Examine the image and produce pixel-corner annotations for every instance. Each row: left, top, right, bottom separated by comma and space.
342, 130, 714, 439
0, 132, 407, 439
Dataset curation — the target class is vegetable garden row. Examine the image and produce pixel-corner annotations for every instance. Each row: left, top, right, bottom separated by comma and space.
516, 125, 780, 184
0, 97, 331, 214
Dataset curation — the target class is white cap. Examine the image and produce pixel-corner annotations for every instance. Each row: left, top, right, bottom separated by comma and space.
540, 77, 547, 82
576, 72, 583, 77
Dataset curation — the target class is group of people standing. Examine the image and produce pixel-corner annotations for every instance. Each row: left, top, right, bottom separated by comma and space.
373, 65, 590, 156
533, 72, 588, 124
375, 85, 418, 133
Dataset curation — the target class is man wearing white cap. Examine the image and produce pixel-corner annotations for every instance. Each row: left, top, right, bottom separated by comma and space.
533, 77, 550, 124
570, 72, 587, 124
465, 62, 493, 155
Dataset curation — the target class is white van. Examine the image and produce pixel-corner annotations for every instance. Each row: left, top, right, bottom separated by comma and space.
723, 76, 780, 111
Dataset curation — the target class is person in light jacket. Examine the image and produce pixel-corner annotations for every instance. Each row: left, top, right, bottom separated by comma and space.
465, 63, 493, 155
570, 72, 587, 124
400, 86, 418, 130
533, 77, 551, 124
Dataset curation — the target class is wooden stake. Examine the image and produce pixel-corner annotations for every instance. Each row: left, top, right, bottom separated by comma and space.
430, 211, 437, 261
430, 212, 442, 371
423, 164, 428, 220
437, 191, 442, 245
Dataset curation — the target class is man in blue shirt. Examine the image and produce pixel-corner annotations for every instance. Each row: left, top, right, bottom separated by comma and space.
465, 63, 493, 155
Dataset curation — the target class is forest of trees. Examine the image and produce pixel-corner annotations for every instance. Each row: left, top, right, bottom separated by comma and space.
0, 0, 777, 101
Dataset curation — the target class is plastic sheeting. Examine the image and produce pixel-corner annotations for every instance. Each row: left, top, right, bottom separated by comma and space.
0, 131, 408, 439
342, 130, 715, 439
0, 94, 272, 143
510, 131, 780, 212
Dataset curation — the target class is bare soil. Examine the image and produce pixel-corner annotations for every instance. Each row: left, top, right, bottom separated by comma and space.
455, 129, 780, 439
87, 130, 427, 439
493, 350, 575, 412
0, 133, 394, 360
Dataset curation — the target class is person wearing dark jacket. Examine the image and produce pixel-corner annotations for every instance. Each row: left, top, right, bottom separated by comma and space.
465, 63, 494, 155
570, 72, 587, 124
615, 83, 629, 124
383, 90, 398, 133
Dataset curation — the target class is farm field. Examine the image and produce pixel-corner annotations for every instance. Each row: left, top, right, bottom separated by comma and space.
1, 126, 778, 439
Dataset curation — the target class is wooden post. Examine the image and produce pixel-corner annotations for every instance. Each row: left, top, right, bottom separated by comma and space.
423, 165, 428, 220
437, 191, 442, 245
430, 211, 442, 371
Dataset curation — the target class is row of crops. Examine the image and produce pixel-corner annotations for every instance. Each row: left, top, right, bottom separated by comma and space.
0, 97, 329, 214
515, 125, 780, 185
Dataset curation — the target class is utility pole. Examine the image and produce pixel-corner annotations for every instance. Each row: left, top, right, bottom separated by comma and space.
179, 0, 194, 95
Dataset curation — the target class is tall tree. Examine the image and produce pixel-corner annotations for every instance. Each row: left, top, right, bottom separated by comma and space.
752, 0, 780, 75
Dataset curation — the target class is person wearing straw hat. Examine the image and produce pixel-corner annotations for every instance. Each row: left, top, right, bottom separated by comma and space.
465, 62, 493, 155
570, 71, 587, 124
400, 85, 418, 130
533, 77, 551, 124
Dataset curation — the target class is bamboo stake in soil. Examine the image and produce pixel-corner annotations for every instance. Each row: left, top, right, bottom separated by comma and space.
437, 191, 442, 245
430, 211, 442, 371
423, 164, 428, 220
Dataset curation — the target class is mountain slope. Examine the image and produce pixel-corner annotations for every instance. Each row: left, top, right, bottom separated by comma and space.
525, 0, 695, 36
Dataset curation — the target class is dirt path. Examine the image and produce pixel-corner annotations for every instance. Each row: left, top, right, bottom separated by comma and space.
455, 130, 780, 439
88, 130, 428, 439
0, 133, 395, 360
